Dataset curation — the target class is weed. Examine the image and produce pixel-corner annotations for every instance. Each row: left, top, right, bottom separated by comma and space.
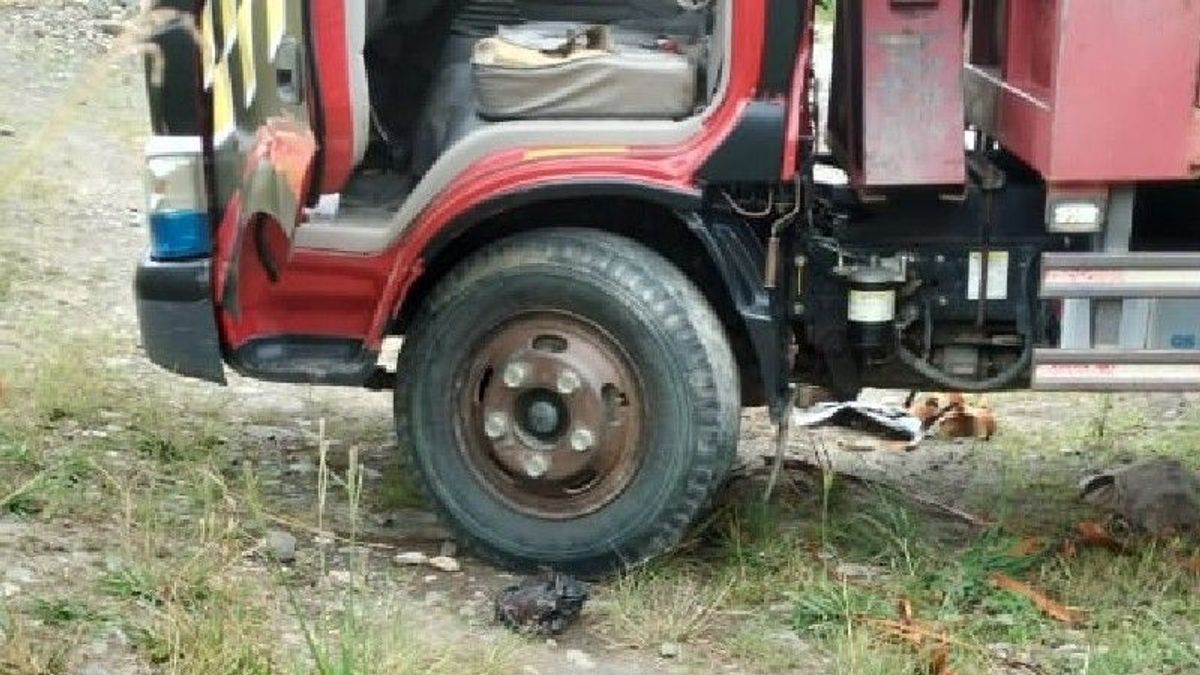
725, 621, 820, 673
27, 342, 115, 425
0, 261, 12, 303
0, 453, 95, 518
375, 464, 426, 510
791, 578, 883, 635
834, 490, 924, 575
816, 0, 837, 25
0, 606, 71, 675
292, 594, 519, 675
99, 565, 159, 605
28, 598, 100, 627
134, 429, 222, 464
600, 566, 731, 648
918, 529, 1048, 619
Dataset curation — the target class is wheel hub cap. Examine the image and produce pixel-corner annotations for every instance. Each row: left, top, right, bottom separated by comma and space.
456, 313, 645, 519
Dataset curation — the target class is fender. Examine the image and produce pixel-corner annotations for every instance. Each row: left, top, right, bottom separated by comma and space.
682, 212, 789, 414
393, 181, 787, 412
415, 180, 704, 271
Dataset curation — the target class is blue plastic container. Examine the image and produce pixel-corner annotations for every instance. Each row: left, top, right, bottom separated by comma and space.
149, 210, 212, 260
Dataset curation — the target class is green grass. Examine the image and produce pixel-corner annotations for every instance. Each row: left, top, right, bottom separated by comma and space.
28, 597, 102, 627
595, 399, 1200, 673
290, 591, 521, 675
816, 0, 837, 25
0, 260, 13, 302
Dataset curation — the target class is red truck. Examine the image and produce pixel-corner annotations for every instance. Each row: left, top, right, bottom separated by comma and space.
137, 0, 1200, 574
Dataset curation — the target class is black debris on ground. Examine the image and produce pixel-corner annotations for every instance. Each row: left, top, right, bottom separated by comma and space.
494, 570, 588, 636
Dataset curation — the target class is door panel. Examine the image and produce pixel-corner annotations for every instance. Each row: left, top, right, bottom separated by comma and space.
202, 0, 317, 300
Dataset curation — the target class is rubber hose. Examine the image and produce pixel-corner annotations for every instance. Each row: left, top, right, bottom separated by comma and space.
895, 256, 1036, 392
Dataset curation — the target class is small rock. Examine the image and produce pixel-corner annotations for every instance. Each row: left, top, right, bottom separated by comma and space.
765, 630, 811, 655
989, 613, 1017, 627
423, 574, 438, 583
264, 530, 297, 563
395, 551, 429, 566
287, 461, 315, 475
544, 638, 558, 648
834, 562, 886, 582
987, 643, 1015, 658
564, 649, 595, 670
87, 0, 110, 18
338, 545, 371, 558
428, 555, 461, 573
6, 567, 36, 584
1054, 643, 1088, 660
94, 19, 124, 36
327, 570, 352, 586
0, 125, 14, 138
659, 642, 682, 659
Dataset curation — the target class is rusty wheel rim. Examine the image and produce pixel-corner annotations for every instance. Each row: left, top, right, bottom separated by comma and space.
453, 311, 646, 520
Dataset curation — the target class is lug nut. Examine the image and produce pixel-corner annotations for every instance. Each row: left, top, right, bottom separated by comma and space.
556, 369, 581, 395
503, 362, 529, 389
484, 412, 509, 440
570, 428, 595, 452
522, 452, 550, 479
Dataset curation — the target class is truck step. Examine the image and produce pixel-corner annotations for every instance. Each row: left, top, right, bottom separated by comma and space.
1032, 349, 1200, 391
1041, 252, 1200, 299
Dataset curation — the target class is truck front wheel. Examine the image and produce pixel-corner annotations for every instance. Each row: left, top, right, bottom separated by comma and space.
395, 228, 740, 575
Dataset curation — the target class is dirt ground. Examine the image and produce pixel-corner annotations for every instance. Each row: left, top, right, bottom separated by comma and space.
1, 4, 1198, 675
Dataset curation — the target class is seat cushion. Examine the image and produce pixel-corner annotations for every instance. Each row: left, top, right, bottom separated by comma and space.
472, 23, 698, 120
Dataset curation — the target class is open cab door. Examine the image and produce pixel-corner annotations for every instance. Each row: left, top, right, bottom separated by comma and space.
201, 0, 319, 309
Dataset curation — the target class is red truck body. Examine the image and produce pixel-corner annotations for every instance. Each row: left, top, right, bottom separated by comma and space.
134, 0, 1200, 572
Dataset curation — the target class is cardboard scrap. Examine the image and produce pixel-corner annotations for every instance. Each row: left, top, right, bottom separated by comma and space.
1075, 521, 1123, 553
909, 393, 996, 440
861, 599, 956, 675
989, 572, 1088, 625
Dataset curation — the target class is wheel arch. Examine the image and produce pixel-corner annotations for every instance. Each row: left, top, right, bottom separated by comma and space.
391, 183, 776, 407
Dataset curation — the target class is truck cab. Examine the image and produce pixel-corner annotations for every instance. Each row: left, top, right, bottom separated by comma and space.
135, 0, 1200, 574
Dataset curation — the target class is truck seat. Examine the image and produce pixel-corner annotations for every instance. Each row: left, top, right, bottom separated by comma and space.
472, 23, 701, 120
346, 1, 372, 169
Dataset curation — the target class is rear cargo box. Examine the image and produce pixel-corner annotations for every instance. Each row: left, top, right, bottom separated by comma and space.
965, 0, 1200, 183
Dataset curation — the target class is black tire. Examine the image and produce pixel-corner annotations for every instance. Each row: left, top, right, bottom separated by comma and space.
395, 228, 740, 575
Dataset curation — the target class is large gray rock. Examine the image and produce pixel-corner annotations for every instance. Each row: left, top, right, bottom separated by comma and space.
1081, 457, 1200, 536
264, 530, 297, 563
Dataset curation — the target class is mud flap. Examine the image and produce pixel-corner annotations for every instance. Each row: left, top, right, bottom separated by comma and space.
135, 256, 226, 384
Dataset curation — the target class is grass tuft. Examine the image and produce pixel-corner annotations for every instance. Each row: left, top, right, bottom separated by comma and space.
600, 566, 731, 648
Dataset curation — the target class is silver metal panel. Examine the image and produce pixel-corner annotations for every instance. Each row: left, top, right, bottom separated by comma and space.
1033, 348, 1200, 391
1041, 253, 1200, 299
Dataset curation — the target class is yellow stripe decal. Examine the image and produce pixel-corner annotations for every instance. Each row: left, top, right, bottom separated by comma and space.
237, 0, 257, 106
266, 0, 286, 58
220, 0, 237, 59
201, 0, 216, 87
523, 146, 630, 161
212, 59, 235, 143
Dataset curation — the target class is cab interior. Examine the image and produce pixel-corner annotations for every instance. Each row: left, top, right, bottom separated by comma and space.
316, 0, 727, 244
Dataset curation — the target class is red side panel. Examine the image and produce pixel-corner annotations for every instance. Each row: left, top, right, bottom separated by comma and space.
782, 0, 818, 179
310, 0, 356, 193
829, 0, 966, 187
215, 1, 772, 353
991, 0, 1200, 183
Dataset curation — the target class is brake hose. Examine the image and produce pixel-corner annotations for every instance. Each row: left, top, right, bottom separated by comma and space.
895, 255, 1036, 392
